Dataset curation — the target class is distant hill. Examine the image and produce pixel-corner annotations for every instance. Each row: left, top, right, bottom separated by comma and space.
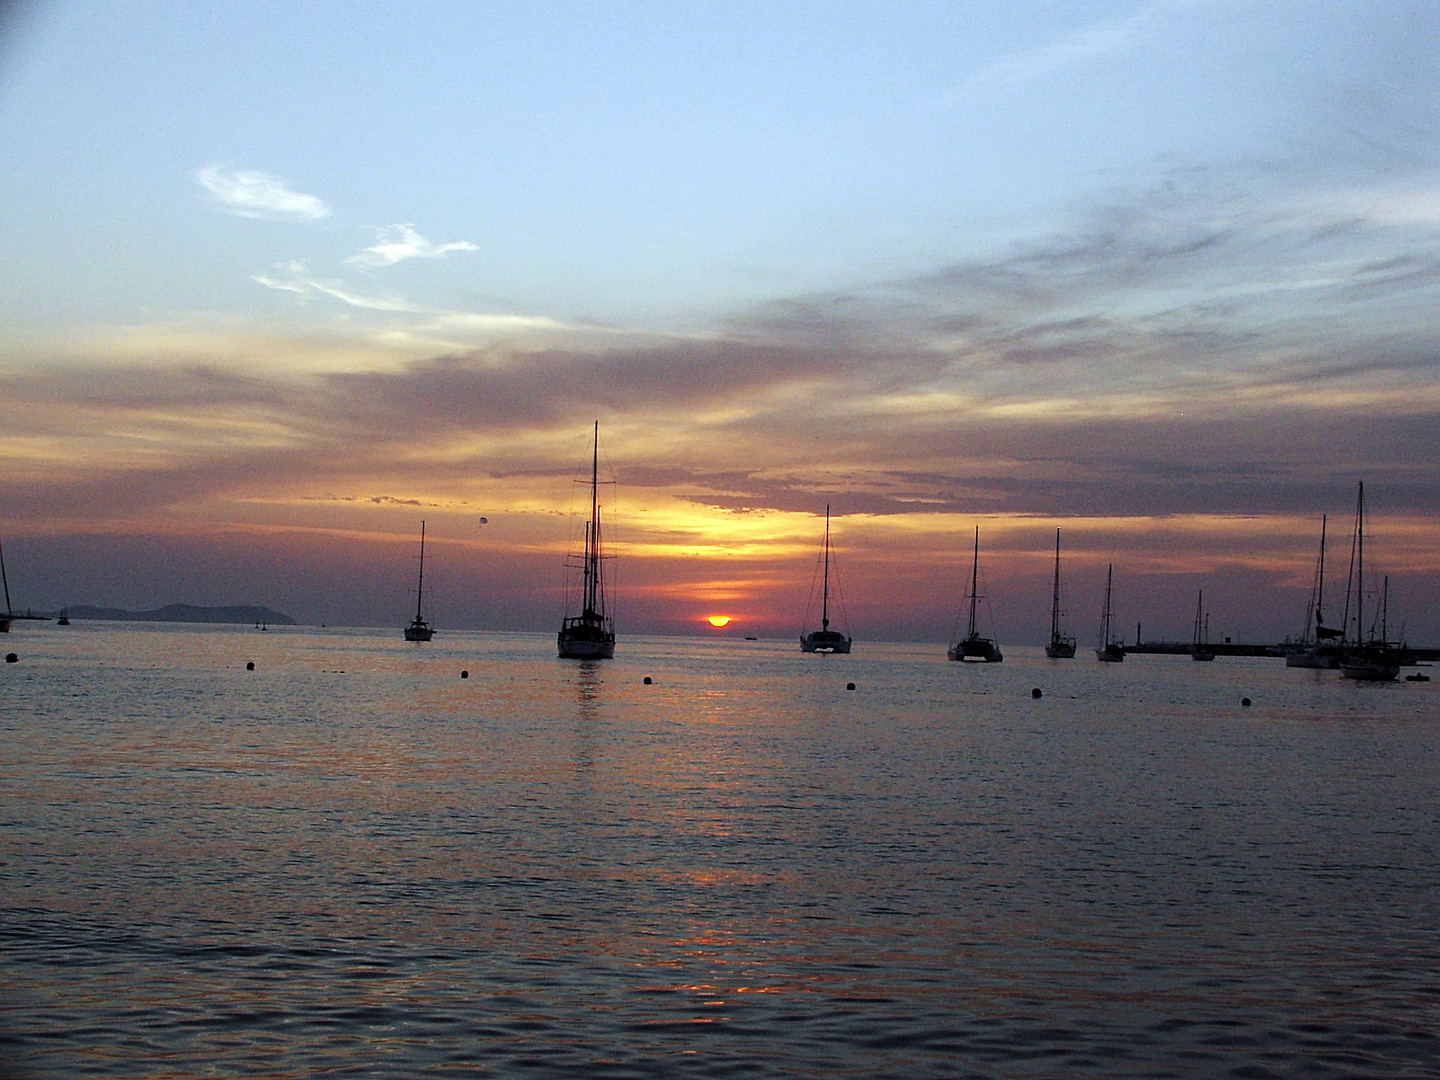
64, 603, 297, 626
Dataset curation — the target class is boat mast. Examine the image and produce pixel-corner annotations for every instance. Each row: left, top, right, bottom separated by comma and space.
1315, 514, 1327, 633
414, 521, 427, 622
1100, 564, 1114, 645
821, 504, 831, 631
0, 540, 10, 614
967, 526, 981, 637
1050, 528, 1062, 640
584, 421, 601, 618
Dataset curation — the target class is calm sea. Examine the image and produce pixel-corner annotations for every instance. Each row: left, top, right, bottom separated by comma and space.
2, 622, 1438, 1078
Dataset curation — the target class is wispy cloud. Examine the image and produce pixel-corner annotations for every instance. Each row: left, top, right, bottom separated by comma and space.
195, 164, 331, 221
950, 0, 1201, 97
346, 224, 479, 267
252, 262, 422, 312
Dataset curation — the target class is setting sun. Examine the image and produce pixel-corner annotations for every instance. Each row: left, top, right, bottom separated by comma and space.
706, 615, 732, 628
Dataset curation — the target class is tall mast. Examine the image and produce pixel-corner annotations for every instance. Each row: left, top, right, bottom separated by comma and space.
1101, 563, 1113, 644
1316, 514, 1327, 628
0, 539, 11, 614
584, 421, 600, 616
821, 504, 831, 631
1050, 528, 1062, 639
414, 521, 426, 621
967, 526, 981, 637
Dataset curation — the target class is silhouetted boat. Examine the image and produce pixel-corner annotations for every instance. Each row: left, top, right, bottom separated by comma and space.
949, 526, 1002, 662
1095, 564, 1125, 662
1044, 528, 1076, 658
801, 505, 851, 654
0, 540, 8, 634
1285, 514, 1341, 669
1338, 483, 1399, 682
57, 607, 70, 626
403, 520, 435, 641
1190, 590, 1215, 661
558, 423, 616, 659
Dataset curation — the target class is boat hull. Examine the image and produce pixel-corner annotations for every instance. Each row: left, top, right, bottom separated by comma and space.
1339, 648, 1400, 681
1095, 645, 1125, 662
558, 636, 616, 660
559, 616, 616, 659
949, 635, 1002, 662
403, 621, 434, 642
1190, 649, 1216, 661
1045, 638, 1076, 659
1284, 646, 1340, 669
801, 630, 851, 654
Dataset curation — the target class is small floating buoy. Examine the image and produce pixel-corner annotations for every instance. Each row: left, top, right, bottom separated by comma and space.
460, 669, 469, 679
1241, 697, 1251, 707
245, 661, 255, 671
1031, 687, 1042, 699
4, 652, 17, 664
846, 682, 856, 691
643, 676, 652, 685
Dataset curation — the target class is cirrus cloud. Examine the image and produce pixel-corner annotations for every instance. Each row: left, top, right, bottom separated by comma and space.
195, 163, 332, 221
346, 224, 479, 267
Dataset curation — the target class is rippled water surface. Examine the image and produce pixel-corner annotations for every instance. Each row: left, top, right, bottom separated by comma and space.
3, 623, 1439, 1078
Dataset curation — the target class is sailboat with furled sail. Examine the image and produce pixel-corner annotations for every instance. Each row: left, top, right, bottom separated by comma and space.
949, 526, 1002, 662
1044, 528, 1076, 658
402, 520, 435, 641
801, 505, 851, 654
1095, 564, 1125, 662
558, 422, 616, 659
1338, 482, 1400, 681
1285, 514, 1341, 668
1190, 590, 1215, 661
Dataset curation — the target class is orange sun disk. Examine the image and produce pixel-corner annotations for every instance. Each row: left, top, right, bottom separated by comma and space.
706, 615, 732, 628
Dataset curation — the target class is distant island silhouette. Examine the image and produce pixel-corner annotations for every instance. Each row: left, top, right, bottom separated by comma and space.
60, 603, 297, 626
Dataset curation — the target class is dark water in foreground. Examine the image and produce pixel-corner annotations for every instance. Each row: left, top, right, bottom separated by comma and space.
2, 623, 1438, 1078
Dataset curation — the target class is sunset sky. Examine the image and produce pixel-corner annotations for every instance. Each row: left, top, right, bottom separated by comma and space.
2, 1, 1438, 644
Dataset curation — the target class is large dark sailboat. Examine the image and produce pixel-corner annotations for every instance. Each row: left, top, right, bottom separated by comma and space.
1190, 589, 1215, 661
800, 505, 851, 654
1286, 514, 1342, 668
558, 423, 616, 660
1338, 482, 1399, 681
1095, 564, 1125, 662
948, 526, 1002, 662
402, 520, 435, 641
1044, 527, 1076, 658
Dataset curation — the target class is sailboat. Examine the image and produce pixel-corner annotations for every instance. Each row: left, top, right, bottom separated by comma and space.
1286, 515, 1341, 668
1044, 527, 1076, 658
1190, 590, 1215, 661
949, 526, 1002, 662
1338, 482, 1399, 681
0, 539, 11, 633
402, 520, 435, 641
800, 505, 851, 654
558, 422, 616, 659
1095, 564, 1125, 662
